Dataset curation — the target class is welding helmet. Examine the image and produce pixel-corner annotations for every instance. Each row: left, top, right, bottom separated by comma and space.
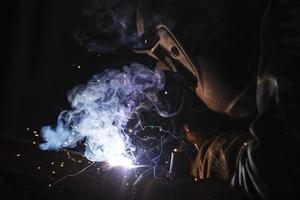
134, 0, 261, 118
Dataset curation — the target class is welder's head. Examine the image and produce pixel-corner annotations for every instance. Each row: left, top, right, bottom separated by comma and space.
135, 0, 260, 118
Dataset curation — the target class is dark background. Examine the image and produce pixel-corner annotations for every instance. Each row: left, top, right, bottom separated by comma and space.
3, 0, 298, 199
2, 0, 104, 136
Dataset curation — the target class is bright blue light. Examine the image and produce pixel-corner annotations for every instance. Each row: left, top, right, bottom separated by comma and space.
40, 63, 165, 168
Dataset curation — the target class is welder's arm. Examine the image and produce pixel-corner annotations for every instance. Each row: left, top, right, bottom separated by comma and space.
183, 0, 300, 199
184, 75, 300, 199
231, 74, 300, 199
233, 0, 300, 197
170, 58, 300, 199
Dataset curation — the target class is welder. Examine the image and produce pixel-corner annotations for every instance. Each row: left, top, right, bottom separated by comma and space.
135, 0, 300, 199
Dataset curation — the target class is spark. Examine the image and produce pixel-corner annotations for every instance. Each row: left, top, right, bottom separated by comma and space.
47, 162, 95, 189
41, 66, 163, 166
39, 64, 179, 171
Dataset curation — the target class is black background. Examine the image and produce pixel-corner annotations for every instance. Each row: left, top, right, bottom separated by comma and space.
2, 0, 298, 199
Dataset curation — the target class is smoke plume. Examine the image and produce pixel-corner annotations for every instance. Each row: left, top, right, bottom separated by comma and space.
40, 63, 165, 166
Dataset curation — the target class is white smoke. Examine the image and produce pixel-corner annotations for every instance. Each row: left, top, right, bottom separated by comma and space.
40, 63, 165, 167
